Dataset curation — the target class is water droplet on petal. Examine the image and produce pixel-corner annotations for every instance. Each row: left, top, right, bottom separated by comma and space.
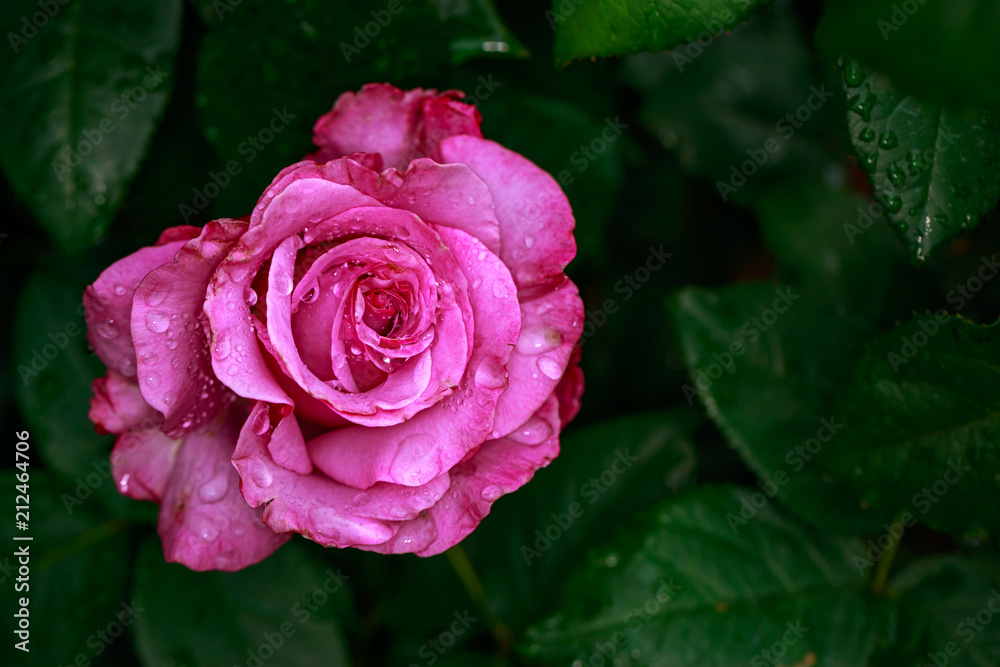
537, 355, 562, 380
198, 472, 230, 503
244, 286, 258, 306
352, 492, 371, 506
145, 372, 161, 388
97, 321, 119, 339
508, 415, 555, 445
186, 512, 222, 542
524, 235, 535, 248
214, 331, 232, 360
481, 485, 503, 502
145, 310, 170, 333
113, 284, 127, 296
251, 408, 270, 435
273, 270, 294, 296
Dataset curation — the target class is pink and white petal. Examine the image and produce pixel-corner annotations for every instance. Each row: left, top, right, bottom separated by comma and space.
158, 413, 289, 572
438, 135, 576, 289
90, 371, 160, 435
84, 233, 196, 377
233, 408, 450, 548
111, 426, 181, 503
132, 219, 245, 438
414, 394, 562, 556
307, 228, 520, 488
491, 276, 584, 438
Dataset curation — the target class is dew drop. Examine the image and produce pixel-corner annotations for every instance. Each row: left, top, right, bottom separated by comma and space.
524, 235, 535, 248
481, 485, 503, 502
186, 512, 221, 542
248, 460, 273, 488
537, 356, 562, 380
113, 284, 127, 296
96, 320, 119, 339
878, 131, 898, 149
351, 492, 371, 506
273, 270, 294, 296
198, 472, 230, 503
244, 286, 258, 306
145, 310, 170, 333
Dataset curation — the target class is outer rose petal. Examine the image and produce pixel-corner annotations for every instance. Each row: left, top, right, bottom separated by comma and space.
307, 228, 520, 488
555, 346, 584, 427
310, 84, 482, 169
158, 412, 289, 571
89, 371, 161, 435
390, 394, 562, 556
491, 277, 584, 438
111, 426, 181, 503
132, 219, 245, 437
84, 229, 198, 377
234, 403, 451, 549
438, 135, 577, 289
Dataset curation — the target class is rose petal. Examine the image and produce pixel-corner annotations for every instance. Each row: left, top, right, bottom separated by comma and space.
89, 371, 160, 435
233, 404, 451, 548
132, 219, 245, 437
307, 227, 520, 488
111, 425, 181, 503
555, 345, 584, 427
491, 276, 584, 438
309, 84, 482, 170
411, 394, 562, 556
438, 135, 577, 289
84, 230, 197, 378
158, 413, 289, 571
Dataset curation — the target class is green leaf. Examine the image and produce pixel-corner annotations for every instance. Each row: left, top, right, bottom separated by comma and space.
133, 539, 353, 666
13, 265, 116, 490
840, 60, 1000, 262
874, 556, 1000, 666
830, 314, 1000, 537
552, 0, 768, 65
0, 1, 181, 254
622, 2, 837, 197
520, 485, 892, 666
461, 411, 699, 630
817, 0, 1000, 110
756, 183, 911, 321
0, 473, 131, 666
669, 283, 893, 534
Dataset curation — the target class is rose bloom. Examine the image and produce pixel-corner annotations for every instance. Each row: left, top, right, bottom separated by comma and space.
85, 84, 584, 570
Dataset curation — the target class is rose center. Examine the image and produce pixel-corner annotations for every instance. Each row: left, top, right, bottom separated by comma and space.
361, 288, 404, 337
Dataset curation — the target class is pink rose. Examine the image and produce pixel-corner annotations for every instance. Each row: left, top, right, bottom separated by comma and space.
85, 84, 584, 570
